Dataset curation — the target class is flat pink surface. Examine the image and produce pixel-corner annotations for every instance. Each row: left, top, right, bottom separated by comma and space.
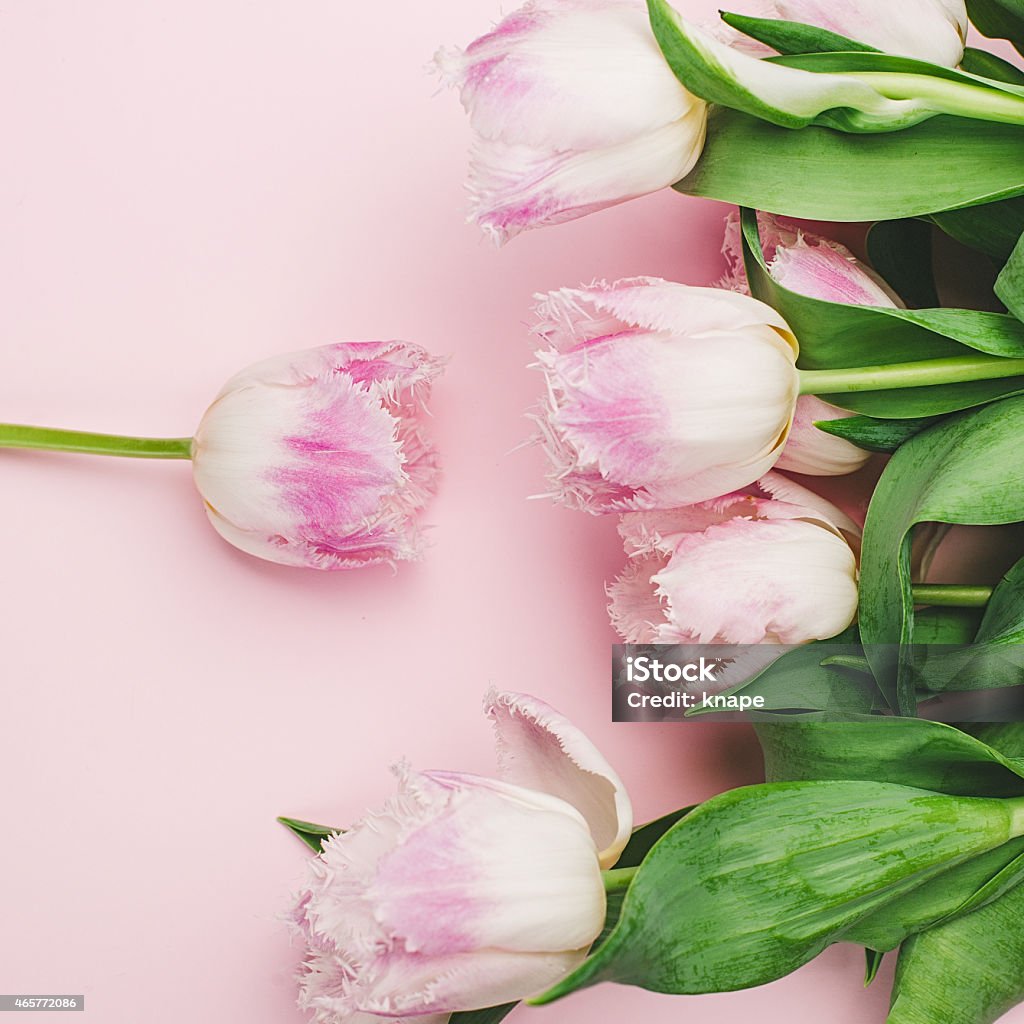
1, 3, 1020, 1023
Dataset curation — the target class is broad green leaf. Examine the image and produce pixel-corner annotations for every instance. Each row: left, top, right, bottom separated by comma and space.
276, 815, 341, 853
965, 0, 1024, 56
969, 722, 1024, 757
718, 12, 876, 55
995, 229, 1024, 319
858, 397, 1024, 712
756, 717, 1024, 796
866, 219, 939, 308
739, 208, 1024, 416
888, 880, 1024, 1023
847, 838, 1024, 950
931, 196, 1024, 262
532, 782, 1023, 1001
961, 46, 1024, 86
912, 556, 1024, 692
814, 415, 939, 453
913, 606, 985, 645
675, 109, 1024, 221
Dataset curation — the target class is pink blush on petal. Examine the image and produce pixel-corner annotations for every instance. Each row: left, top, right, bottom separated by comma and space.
270, 381, 405, 534
371, 813, 489, 956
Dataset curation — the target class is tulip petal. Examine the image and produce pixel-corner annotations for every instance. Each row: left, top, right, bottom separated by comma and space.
485, 692, 632, 867
354, 946, 586, 1017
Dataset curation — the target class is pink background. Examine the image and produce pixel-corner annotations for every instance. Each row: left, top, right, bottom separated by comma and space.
1, 2, 1021, 1022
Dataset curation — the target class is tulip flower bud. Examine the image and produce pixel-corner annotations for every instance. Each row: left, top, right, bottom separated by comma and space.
192, 341, 443, 570
434, 0, 708, 244
722, 211, 902, 476
712, 0, 968, 67
608, 472, 860, 644
532, 277, 800, 512
291, 692, 632, 1022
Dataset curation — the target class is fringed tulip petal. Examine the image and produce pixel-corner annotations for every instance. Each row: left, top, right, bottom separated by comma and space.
192, 341, 443, 569
609, 476, 860, 645
485, 691, 632, 866
437, 0, 708, 243
534, 278, 799, 511
292, 696, 627, 1022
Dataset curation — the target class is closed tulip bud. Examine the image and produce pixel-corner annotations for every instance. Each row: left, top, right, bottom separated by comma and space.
713, 0, 968, 67
532, 277, 800, 512
434, 0, 708, 244
192, 341, 443, 570
608, 472, 860, 644
721, 211, 902, 476
291, 691, 632, 1022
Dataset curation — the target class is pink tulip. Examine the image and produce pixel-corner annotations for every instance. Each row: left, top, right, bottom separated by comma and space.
435, 0, 708, 244
192, 341, 443, 570
532, 277, 800, 512
712, 0, 967, 66
608, 472, 860, 644
291, 691, 632, 1023
722, 212, 903, 476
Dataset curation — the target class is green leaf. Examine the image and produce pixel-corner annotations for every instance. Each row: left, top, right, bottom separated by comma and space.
858, 398, 1024, 713
675, 109, 1024, 221
276, 815, 341, 853
532, 781, 1023, 1001
814, 415, 939, 453
961, 46, 1024, 86
684, 636, 881, 718
740, 208, 1024, 417
995, 229, 1024, 319
965, 0, 1024, 56
930, 196, 1024, 262
910, 555, 1024, 693
450, 1005, 519, 1024
913, 606, 985, 645
756, 717, 1024, 796
866, 219, 939, 308
718, 12, 876, 55
888, 880, 1024, 1024
865, 948, 886, 987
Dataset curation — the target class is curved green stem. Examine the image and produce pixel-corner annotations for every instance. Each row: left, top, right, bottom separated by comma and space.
912, 584, 993, 608
0, 424, 193, 459
799, 356, 1024, 396
847, 72, 1024, 127
602, 867, 638, 894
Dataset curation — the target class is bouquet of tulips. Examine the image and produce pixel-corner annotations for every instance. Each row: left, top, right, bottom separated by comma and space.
5, 0, 1024, 1021
276, 1, 1024, 1023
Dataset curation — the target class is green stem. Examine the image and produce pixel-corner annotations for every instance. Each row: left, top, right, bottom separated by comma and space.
602, 867, 638, 894
846, 72, 1024, 128
912, 584, 993, 608
799, 356, 1024, 396
0, 423, 193, 459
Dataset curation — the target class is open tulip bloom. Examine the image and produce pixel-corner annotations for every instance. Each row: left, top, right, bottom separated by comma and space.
0, 342, 444, 569
287, 691, 632, 1023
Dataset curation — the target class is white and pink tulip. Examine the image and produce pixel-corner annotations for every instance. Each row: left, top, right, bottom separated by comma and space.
712, 0, 968, 67
608, 472, 860, 645
290, 691, 632, 1023
532, 276, 800, 512
192, 341, 443, 570
435, 0, 708, 244
722, 212, 904, 477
